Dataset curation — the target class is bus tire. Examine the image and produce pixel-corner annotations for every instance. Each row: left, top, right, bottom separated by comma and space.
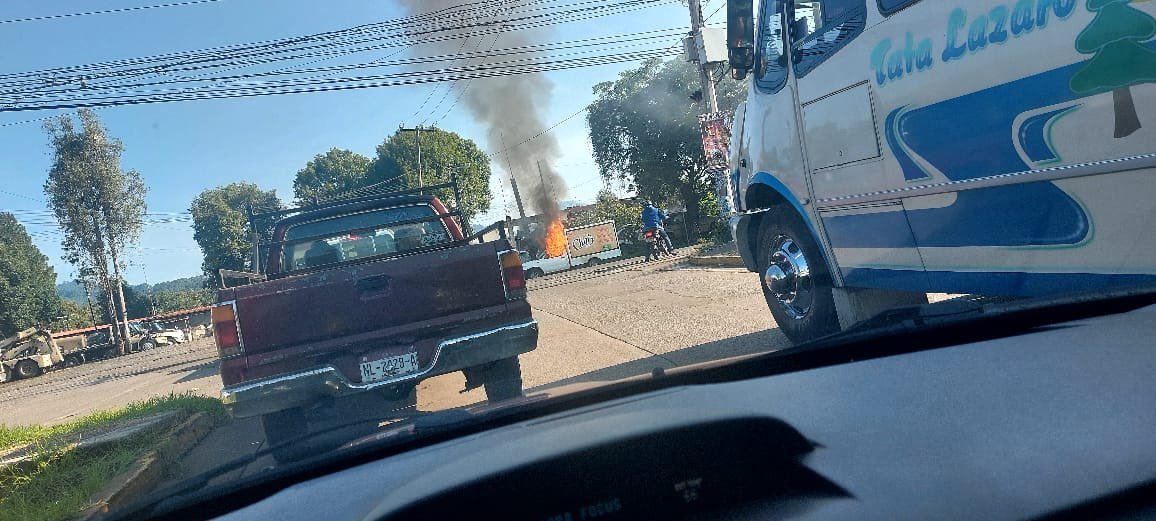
756, 206, 839, 343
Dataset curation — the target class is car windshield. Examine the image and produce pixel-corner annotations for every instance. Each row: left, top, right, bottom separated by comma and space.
1, 0, 1153, 519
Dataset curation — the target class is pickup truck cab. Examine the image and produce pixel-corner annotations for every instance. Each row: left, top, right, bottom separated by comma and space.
212, 188, 538, 460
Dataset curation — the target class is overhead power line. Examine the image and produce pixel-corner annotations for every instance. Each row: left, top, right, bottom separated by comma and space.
0, 0, 681, 113
0, 0, 229, 25
0, 44, 680, 112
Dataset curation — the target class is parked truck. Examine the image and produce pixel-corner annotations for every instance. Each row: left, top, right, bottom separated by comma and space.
212, 181, 538, 461
0, 328, 64, 382
521, 220, 622, 278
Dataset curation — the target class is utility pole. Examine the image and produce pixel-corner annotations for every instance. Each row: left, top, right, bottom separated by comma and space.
536, 160, 556, 203
399, 125, 424, 191
687, 0, 719, 113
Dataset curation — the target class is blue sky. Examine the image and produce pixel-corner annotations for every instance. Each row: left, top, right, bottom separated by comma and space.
0, 0, 726, 284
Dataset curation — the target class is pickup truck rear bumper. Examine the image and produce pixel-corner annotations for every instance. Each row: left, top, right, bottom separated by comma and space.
220, 320, 539, 418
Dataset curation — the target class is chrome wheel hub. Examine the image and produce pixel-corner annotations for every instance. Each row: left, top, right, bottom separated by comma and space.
763, 235, 814, 320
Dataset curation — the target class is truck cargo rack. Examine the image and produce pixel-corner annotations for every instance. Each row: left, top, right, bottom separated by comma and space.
224, 173, 513, 283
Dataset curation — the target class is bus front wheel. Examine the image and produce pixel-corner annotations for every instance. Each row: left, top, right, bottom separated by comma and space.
756, 206, 839, 343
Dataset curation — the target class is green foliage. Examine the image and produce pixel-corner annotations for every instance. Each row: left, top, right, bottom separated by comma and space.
0, 214, 62, 336
55, 280, 87, 304
368, 128, 493, 220
0, 392, 224, 521
0, 392, 224, 451
152, 288, 214, 314
96, 283, 151, 321
566, 190, 637, 229
43, 109, 147, 350
586, 58, 746, 240
293, 148, 373, 204
1071, 0, 1156, 95
48, 299, 94, 331
43, 108, 148, 270
148, 275, 208, 294
190, 183, 283, 278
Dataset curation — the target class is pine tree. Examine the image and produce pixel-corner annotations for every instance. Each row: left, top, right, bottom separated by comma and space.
1069, 0, 1156, 138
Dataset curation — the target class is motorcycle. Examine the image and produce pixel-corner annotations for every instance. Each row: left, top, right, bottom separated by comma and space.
640, 227, 672, 261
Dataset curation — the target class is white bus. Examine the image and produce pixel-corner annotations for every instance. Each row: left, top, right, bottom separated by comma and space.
724, 0, 1156, 342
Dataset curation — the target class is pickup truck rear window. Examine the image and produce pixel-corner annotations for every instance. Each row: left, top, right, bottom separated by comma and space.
279, 205, 452, 273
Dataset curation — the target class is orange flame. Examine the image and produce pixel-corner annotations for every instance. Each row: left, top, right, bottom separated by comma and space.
544, 219, 567, 258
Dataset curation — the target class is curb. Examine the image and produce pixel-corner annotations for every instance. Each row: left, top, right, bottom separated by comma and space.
81, 411, 218, 519
687, 255, 746, 268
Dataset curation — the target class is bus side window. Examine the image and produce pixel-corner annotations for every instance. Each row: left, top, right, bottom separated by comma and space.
790, 0, 868, 77
755, 0, 788, 94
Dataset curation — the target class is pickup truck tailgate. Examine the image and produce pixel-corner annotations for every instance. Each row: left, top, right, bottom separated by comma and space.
232, 243, 508, 355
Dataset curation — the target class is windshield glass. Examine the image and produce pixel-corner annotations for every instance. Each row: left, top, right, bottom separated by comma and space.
280, 205, 451, 272
1, 0, 1153, 518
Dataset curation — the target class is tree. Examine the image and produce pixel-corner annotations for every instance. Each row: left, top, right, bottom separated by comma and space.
97, 282, 150, 321
367, 128, 493, 221
293, 148, 373, 204
586, 58, 746, 239
153, 288, 214, 314
0, 213, 62, 336
190, 183, 283, 281
566, 190, 637, 229
1070, 0, 1156, 138
50, 299, 95, 332
44, 109, 147, 354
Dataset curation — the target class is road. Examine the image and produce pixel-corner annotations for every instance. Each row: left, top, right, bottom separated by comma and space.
0, 251, 782, 427
0, 251, 791, 489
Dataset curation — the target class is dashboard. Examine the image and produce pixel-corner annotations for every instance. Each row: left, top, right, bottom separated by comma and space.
204, 302, 1156, 520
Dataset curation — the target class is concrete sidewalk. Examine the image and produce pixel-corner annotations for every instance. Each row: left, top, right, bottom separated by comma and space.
688, 241, 745, 268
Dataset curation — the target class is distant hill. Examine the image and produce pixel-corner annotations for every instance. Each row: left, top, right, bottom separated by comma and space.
57, 275, 207, 303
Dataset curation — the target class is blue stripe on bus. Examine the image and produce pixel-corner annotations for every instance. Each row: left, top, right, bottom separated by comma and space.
1019, 107, 1072, 164
822, 209, 917, 249
822, 178, 1089, 249
879, 55, 1101, 248
843, 268, 1156, 297
843, 266, 929, 292
906, 183, 1090, 247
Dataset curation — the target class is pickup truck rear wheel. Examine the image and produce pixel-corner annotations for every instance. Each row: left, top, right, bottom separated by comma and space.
261, 408, 309, 464
483, 357, 524, 402
525, 268, 545, 279
756, 205, 839, 344
14, 360, 42, 379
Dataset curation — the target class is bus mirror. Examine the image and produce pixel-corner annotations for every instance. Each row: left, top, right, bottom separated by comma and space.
727, 0, 755, 80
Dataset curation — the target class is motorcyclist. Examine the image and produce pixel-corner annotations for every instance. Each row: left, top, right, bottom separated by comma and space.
640, 200, 673, 252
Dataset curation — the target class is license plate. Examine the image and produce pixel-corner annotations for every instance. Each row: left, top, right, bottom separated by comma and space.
359, 352, 419, 383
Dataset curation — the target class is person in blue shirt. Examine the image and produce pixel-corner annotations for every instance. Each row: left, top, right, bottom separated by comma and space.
640, 201, 673, 251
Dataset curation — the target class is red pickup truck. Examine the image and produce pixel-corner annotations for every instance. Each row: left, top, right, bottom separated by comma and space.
211, 185, 537, 460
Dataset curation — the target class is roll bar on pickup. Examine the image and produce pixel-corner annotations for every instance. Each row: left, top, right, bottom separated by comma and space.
218, 172, 512, 288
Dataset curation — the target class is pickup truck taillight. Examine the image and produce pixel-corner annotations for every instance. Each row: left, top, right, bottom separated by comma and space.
499, 250, 526, 300
212, 301, 244, 358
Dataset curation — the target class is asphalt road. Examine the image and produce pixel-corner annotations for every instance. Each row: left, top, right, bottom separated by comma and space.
0, 251, 791, 493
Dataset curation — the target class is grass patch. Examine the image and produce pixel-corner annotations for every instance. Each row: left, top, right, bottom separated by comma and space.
0, 392, 223, 452
0, 392, 224, 521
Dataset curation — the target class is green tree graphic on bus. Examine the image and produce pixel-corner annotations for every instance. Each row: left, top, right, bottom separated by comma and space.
1069, 0, 1156, 138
